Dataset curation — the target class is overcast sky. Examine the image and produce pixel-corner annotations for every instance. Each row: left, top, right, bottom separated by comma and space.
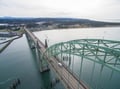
0, 0, 120, 22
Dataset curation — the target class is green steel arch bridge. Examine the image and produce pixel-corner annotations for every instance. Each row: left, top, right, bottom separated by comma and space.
25, 29, 120, 89
44, 39, 120, 72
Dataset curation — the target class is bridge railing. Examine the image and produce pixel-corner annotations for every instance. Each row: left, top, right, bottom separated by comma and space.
43, 39, 120, 74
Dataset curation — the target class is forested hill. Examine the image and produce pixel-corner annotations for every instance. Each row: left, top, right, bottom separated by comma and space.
0, 17, 120, 28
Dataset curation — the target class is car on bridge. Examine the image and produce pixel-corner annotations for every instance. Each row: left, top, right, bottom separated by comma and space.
58, 62, 63, 67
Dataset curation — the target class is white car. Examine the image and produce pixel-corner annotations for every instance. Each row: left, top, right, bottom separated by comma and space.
58, 62, 63, 67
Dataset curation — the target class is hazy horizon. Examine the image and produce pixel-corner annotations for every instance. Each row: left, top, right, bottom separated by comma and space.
0, 0, 120, 22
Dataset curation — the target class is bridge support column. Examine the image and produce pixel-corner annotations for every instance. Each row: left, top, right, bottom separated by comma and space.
36, 43, 50, 72
25, 33, 49, 73
34, 39, 50, 72
26, 33, 36, 49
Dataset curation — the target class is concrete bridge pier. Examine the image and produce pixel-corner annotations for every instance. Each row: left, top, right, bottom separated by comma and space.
35, 43, 49, 72
26, 33, 36, 49
25, 32, 49, 73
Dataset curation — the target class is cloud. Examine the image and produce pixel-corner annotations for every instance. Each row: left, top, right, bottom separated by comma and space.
0, 0, 120, 21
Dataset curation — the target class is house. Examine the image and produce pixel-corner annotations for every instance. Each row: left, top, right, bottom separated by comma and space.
0, 31, 16, 37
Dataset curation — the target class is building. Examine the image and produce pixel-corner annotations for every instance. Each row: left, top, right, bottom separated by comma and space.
0, 32, 17, 37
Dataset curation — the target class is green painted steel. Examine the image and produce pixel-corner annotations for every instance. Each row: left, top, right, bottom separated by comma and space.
44, 39, 120, 72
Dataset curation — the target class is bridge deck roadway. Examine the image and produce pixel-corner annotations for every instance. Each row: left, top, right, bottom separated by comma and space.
25, 29, 89, 89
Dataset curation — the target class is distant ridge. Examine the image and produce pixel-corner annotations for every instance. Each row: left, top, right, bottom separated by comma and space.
0, 16, 89, 20
0, 17, 120, 27
0, 17, 91, 23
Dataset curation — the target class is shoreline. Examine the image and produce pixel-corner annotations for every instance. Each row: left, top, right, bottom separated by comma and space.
0, 35, 23, 53
29, 25, 120, 32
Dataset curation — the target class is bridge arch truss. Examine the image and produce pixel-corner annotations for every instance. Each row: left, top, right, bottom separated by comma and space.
44, 39, 120, 72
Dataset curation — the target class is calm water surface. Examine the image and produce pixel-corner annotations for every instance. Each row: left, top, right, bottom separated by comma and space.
0, 35, 64, 89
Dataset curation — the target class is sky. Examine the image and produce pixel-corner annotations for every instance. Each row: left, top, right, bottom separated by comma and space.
0, 0, 120, 22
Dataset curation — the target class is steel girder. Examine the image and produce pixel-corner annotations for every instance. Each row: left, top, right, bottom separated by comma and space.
44, 39, 120, 72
